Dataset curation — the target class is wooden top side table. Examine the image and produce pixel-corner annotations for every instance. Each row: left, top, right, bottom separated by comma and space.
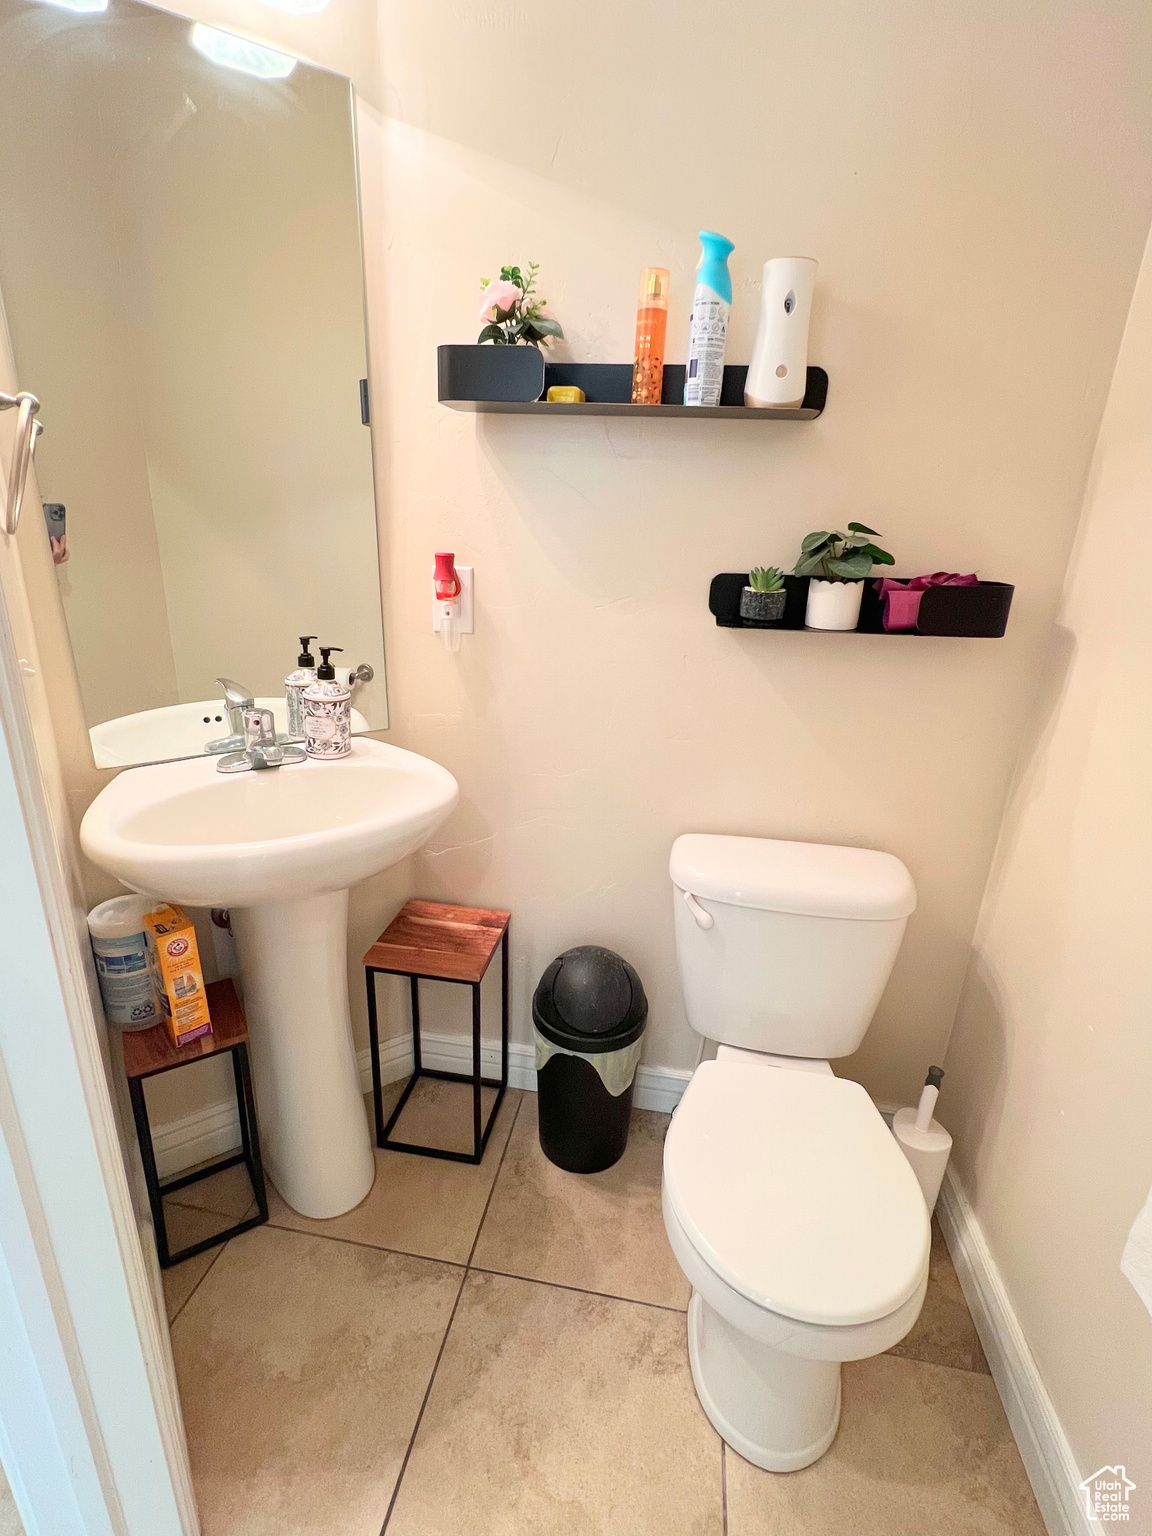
123, 977, 268, 1268
364, 900, 510, 1164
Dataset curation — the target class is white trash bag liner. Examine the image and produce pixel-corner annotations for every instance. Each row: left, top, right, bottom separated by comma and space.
534, 1028, 643, 1098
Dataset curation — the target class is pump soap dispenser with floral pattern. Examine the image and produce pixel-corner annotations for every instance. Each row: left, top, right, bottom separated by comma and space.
303, 646, 351, 759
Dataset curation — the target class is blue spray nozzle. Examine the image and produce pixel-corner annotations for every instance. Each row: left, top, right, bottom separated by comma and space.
695, 230, 735, 304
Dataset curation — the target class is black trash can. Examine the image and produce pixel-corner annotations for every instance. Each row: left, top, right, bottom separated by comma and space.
532, 946, 648, 1173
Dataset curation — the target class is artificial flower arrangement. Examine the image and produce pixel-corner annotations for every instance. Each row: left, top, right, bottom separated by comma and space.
478, 263, 563, 348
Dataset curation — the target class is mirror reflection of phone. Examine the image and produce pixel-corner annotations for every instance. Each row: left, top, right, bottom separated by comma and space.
43, 501, 67, 564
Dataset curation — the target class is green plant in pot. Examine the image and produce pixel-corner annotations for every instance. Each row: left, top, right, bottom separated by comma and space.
793, 523, 894, 630
740, 566, 787, 624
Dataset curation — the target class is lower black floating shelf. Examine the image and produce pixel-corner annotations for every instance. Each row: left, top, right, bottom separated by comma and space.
437, 345, 827, 419
710, 574, 1014, 638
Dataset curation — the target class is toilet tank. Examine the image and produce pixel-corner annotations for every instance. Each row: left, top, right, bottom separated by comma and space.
670, 834, 916, 1059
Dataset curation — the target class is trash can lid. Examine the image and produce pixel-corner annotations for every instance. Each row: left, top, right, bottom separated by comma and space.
533, 945, 648, 1053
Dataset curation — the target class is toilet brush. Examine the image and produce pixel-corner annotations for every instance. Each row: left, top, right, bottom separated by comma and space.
893, 1067, 952, 1214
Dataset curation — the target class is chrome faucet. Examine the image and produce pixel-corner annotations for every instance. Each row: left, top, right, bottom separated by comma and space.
217, 708, 306, 774
216, 676, 255, 738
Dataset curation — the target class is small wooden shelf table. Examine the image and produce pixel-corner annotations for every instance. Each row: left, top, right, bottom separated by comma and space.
364, 900, 510, 1165
122, 976, 269, 1268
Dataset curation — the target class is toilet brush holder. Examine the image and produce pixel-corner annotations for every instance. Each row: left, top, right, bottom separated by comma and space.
893, 1108, 952, 1214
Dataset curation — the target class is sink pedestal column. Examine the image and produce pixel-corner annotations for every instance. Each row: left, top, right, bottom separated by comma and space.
231, 890, 375, 1218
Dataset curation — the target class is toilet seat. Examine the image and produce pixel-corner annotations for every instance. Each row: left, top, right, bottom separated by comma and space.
664, 1060, 929, 1329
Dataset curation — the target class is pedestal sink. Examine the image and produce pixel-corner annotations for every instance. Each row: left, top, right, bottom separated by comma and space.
80, 739, 458, 1217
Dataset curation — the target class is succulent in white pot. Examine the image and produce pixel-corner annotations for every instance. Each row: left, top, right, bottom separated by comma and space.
740, 566, 786, 623
793, 523, 895, 630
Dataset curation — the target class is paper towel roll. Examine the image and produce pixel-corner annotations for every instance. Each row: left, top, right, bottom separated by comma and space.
893, 1107, 952, 1214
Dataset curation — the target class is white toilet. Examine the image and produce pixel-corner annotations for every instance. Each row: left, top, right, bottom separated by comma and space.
664, 833, 930, 1472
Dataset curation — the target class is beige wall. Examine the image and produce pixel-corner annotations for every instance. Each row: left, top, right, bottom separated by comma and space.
354, 0, 1152, 1101
11, 0, 1152, 1115
942, 233, 1152, 1489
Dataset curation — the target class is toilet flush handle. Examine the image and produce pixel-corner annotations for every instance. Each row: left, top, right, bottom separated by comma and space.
682, 890, 714, 930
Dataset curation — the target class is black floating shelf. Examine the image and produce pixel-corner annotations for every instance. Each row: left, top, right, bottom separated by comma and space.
710, 574, 1014, 638
438, 344, 827, 419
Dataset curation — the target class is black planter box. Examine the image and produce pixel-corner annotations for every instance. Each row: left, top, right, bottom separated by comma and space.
708, 574, 1014, 638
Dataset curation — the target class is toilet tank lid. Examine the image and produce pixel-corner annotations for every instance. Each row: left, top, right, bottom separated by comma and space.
670, 834, 916, 921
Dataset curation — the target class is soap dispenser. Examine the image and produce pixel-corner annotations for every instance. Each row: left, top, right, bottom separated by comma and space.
302, 646, 350, 759
285, 635, 318, 740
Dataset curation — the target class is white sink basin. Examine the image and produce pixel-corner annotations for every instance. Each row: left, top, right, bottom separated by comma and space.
89, 696, 371, 768
81, 738, 457, 908
81, 739, 458, 1218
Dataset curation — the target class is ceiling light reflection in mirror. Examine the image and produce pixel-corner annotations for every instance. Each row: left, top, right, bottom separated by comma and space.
257, 0, 330, 14
190, 23, 298, 78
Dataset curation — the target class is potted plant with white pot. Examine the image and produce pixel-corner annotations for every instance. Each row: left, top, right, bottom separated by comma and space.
740, 566, 786, 623
793, 523, 894, 630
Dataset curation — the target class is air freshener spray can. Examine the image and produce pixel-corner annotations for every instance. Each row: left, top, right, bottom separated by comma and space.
684, 231, 735, 407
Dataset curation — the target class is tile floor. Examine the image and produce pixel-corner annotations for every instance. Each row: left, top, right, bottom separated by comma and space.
0, 1464, 24, 1536
163, 1083, 1045, 1536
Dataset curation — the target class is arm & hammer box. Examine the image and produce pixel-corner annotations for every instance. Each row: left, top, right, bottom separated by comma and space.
143, 904, 213, 1047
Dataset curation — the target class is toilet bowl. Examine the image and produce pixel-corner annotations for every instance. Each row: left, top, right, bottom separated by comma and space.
664, 833, 926, 1469
663, 1058, 929, 1470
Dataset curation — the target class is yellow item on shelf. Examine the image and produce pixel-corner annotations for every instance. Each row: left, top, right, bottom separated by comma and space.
547, 385, 585, 403
144, 904, 212, 1047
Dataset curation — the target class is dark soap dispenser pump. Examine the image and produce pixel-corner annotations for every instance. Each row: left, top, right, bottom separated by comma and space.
285, 635, 318, 740
302, 646, 351, 759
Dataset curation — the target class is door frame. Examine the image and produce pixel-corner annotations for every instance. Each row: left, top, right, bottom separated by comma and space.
0, 322, 198, 1534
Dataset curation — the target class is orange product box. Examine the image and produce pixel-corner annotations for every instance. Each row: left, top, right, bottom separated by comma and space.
143, 904, 212, 1047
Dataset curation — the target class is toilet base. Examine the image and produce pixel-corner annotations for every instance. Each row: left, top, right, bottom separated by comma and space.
687, 1292, 842, 1472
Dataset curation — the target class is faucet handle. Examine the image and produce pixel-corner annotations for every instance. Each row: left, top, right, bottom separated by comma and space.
217, 708, 303, 773
242, 708, 277, 749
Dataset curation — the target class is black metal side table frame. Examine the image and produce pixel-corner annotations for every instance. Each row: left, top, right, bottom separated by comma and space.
366, 924, 509, 1165
128, 1038, 269, 1269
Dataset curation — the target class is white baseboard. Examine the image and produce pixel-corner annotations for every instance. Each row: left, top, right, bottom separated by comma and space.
365, 1033, 537, 1095
631, 1063, 693, 1115
152, 1100, 245, 1181
937, 1168, 1088, 1536
365, 1033, 692, 1114
151, 1032, 692, 1179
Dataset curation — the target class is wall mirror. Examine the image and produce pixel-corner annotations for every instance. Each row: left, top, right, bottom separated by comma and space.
0, 0, 386, 767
